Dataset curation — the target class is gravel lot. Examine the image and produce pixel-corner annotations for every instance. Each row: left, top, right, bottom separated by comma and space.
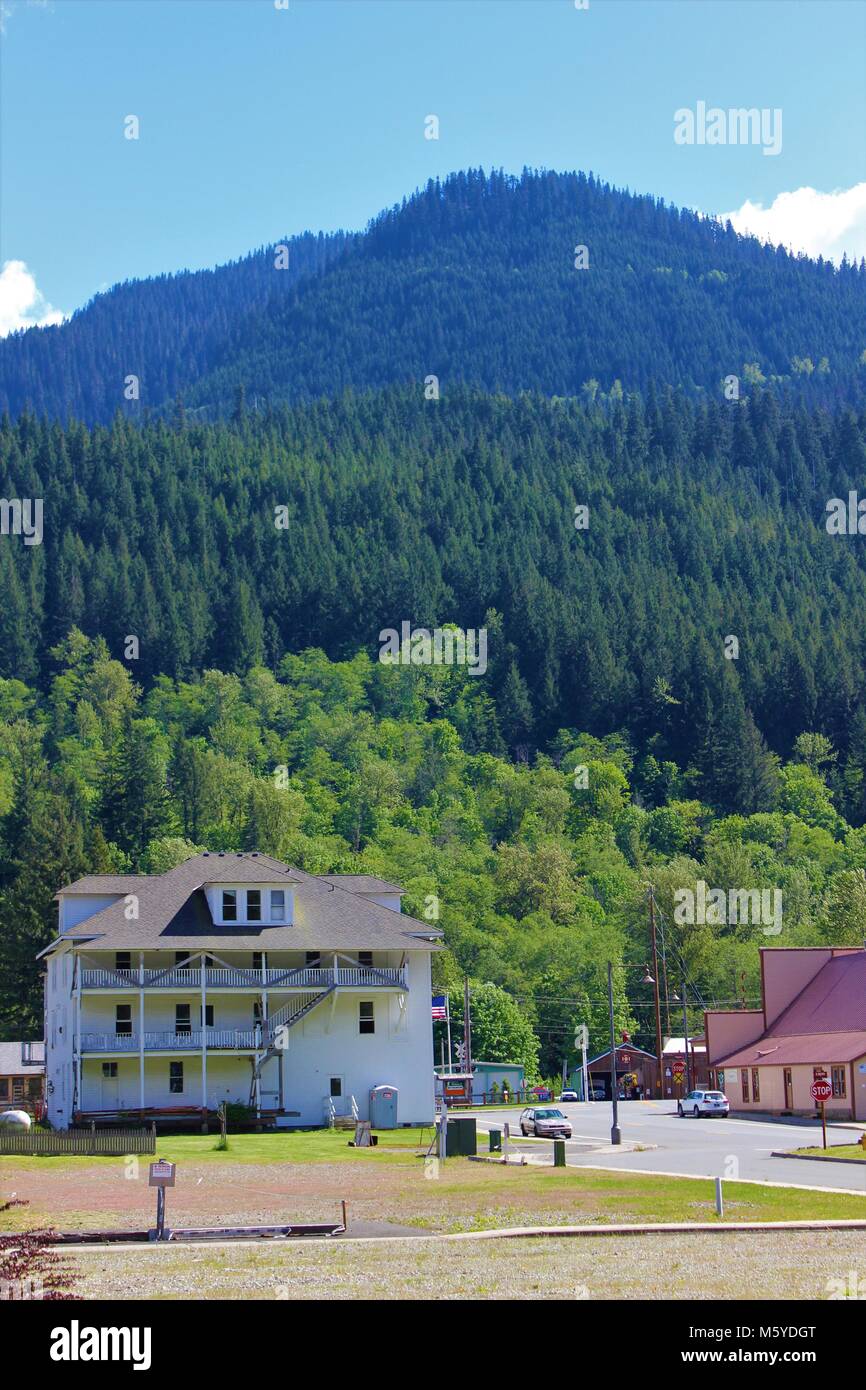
67, 1229, 866, 1300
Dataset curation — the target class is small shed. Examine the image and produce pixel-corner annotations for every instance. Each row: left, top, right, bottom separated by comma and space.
469, 1060, 525, 1102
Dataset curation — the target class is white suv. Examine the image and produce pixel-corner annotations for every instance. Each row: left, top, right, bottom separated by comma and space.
677, 1089, 729, 1118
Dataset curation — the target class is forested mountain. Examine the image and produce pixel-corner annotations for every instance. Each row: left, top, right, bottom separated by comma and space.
1, 636, 864, 1069
3, 169, 865, 423
3, 385, 866, 809
0, 230, 352, 423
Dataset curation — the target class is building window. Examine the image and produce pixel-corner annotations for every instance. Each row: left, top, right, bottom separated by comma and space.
832, 1067, 847, 1099
359, 1001, 375, 1035
252, 952, 263, 972
247, 889, 261, 922
169, 1062, 184, 1094
115, 952, 131, 971
115, 1004, 132, 1037
0, 1078, 9, 1100
253, 1001, 263, 1024
306, 952, 321, 968
175, 952, 189, 968
751, 1069, 760, 1103
222, 890, 237, 922
199, 1005, 214, 1028
175, 1004, 191, 1035
27, 1077, 41, 1099
101, 1062, 118, 1079
358, 951, 373, 969
741, 1069, 749, 1103
330, 1076, 343, 1098
270, 890, 285, 922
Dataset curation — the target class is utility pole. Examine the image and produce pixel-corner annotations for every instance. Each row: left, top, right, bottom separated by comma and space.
463, 976, 473, 1101
648, 885, 664, 1100
607, 962, 621, 1145
682, 979, 691, 1093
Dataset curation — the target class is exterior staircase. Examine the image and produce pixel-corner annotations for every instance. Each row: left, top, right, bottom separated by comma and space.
248, 985, 336, 1109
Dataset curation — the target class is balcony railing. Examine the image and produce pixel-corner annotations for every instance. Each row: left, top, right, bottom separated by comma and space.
79, 1029, 259, 1053
80, 965, 408, 990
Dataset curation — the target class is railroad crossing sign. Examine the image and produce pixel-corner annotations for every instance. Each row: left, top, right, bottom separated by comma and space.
811, 1080, 832, 1103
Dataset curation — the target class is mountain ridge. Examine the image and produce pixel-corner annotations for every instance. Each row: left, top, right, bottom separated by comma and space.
4, 168, 865, 423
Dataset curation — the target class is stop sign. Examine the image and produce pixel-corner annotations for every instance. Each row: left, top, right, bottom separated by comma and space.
811, 1080, 832, 1102
673, 1062, 685, 1077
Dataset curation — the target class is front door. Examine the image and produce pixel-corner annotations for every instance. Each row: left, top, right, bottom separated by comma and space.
101, 1062, 120, 1109
783, 1067, 793, 1109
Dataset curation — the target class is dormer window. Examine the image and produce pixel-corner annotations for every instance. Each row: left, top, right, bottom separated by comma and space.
270, 890, 285, 922
247, 890, 261, 922
222, 890, 237, 922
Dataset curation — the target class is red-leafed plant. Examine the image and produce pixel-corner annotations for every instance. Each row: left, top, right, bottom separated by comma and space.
0, 1199, 79, 1300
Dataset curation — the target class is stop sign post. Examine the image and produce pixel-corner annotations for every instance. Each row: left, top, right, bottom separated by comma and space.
811, 1079, 832, 1149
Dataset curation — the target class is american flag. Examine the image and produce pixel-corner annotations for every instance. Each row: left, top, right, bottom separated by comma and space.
431, 994, 448, 1020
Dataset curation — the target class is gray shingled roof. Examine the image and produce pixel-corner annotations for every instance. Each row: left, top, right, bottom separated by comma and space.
53, 853, 443, 953
58, 875, 150, 896
321, 875, 406, 895
0, 1042, 45, 1075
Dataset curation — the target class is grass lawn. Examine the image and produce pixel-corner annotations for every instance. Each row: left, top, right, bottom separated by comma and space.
0, 1126, 431, 1173
792, 1144, 866, 1161
2, 1130, 866, 1240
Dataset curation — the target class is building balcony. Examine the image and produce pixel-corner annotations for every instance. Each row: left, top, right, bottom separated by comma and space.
79, 1029, 259, 1053
79, 965, 408, 991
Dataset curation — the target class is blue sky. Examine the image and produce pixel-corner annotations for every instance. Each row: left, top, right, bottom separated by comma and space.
2, 0, 866, 326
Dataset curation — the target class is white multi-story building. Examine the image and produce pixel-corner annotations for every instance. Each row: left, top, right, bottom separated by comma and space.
41, 852, 441, 1129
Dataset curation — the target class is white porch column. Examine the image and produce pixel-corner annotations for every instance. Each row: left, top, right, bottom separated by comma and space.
74, 953, 82, 1114
138, 950, 145, 1110
200, 953, 208, 1112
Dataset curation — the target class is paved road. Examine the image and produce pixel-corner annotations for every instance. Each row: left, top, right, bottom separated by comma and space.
470, 1100, 866, 1193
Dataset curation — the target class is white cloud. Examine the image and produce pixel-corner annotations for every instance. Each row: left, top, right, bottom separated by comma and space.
717, 183, 866, 264
0, 260, 66, 337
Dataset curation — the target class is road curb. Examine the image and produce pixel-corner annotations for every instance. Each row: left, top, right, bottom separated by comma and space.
772, 1151, 866, 1166
56, 1217, 866, 1252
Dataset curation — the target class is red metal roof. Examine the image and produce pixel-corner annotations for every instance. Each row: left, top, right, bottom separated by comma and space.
716, 1030, 866, 1069
715, 950, 866, 1068
768, 950, 866, 1033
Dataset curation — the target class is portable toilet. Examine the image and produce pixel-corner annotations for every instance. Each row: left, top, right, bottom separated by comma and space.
369, 1084, 398, 1129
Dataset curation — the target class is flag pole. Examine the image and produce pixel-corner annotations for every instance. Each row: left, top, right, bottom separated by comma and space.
445, 993, 452, 1071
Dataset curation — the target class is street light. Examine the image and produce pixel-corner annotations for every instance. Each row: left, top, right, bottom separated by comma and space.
607, 961, 621, 1146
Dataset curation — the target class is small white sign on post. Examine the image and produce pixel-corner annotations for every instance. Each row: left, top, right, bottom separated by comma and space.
148, 1159, 176, 1187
